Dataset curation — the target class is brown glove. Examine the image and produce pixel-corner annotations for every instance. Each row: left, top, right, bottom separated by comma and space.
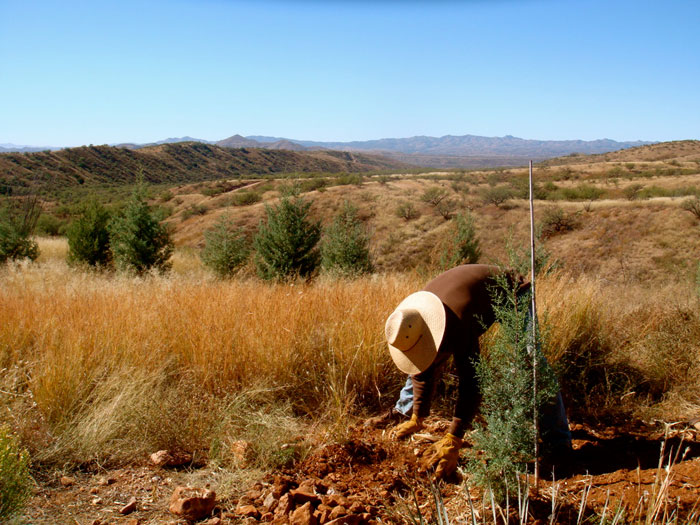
421, 433, 462, 479
390, 413, 424, 439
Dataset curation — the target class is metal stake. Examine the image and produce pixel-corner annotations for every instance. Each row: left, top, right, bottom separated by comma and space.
529, 159, 540, 487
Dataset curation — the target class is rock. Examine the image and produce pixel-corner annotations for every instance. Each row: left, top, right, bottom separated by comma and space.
326, 515, 364, 525
89, 487, 99, 495
348, 502, 365, 514
204, 518, 222, 525
60, 476, 75, 487
272, 475, 295, 498
261, 511, 274, 521
150, 450, 193, 468
290, 501, 317, 525
120, 497, 137, 515
97, 476, 116, 486
169, 486, 216, 521
274, 493, 293, 518
325, 494, 350, 508
231, 440, 253, 466
328, 506, 347, 521
89, 520, 101, 525
126, 519, 140, 525
290, 487, 321, 505
262, 492, 278, 512
237, 504, 260, 519
91, 497, 103, 505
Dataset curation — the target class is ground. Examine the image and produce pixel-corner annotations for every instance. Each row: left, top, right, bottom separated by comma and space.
22, 417, 700, 524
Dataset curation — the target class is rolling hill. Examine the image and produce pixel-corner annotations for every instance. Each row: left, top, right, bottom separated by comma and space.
0, 142, 413, 195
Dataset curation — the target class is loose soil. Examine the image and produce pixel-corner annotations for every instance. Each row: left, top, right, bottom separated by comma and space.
22, 418, 700, 524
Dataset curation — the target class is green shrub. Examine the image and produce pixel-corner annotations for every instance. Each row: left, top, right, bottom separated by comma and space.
539, 206, 579, 238
420, 187, 448, 206
468, 279, 558, 501
321, 201, 373, 277
481, 186, 513, 207
254, 196, 321, 280
231, 191, 263, 206
200, 215, 250, 278
561, 184, 605, 201
181, 203, 208, 220
0, 196, 40, 263
66, 200, 112, 268
0, 426, 31, 520
36, 213, 67, 236
395, 201, 420, 221
108, 185, 173, 274
435, 198, 458, 220
623, 183, 644, 200
681, 196, 700, 220
439, 211, 481, 269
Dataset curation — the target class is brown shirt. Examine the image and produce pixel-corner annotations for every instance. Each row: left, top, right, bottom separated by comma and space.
412, 264, 528, 437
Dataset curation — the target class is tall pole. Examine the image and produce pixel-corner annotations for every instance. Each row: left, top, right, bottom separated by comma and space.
529, 160, 539, 486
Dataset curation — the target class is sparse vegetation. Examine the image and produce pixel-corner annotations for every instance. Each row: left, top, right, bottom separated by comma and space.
481, 185, 513, 207
0, 426, 31, 520
539, 206, 579, 238
395, 201, 420, 221
421, 186, 448, 206
439, 211, 481, 269
682, 196, 700, 220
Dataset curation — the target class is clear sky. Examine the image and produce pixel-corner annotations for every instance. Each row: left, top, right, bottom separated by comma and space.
1, 0, 698, 147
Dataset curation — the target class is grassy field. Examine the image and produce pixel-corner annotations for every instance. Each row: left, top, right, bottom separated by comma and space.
2, 241, 698, 476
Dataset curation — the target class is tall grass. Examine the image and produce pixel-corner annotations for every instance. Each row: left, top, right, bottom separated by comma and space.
0, 261, 698, 470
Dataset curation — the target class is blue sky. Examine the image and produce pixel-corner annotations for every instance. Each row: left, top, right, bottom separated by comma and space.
1, 0, 698, 147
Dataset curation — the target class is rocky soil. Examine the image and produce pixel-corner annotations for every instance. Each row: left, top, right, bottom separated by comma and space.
22, 418, 700, 524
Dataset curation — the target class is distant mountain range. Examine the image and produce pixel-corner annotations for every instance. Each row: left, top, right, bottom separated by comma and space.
1, 133, 655, 168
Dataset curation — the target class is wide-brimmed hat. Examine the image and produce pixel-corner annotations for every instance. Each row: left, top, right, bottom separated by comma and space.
385, 291, 446, 375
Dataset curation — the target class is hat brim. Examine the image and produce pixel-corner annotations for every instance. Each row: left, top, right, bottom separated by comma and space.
387, 291, 446, 375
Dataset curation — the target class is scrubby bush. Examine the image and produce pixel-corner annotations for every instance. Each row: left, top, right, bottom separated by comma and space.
439, 211, 481, 269
67, 200, 112, 268
481, 186, 513, 207
200, 215, 250, 278
539, 206, 579, 238
321, 201, 373, 276
0, 426, 31, 520
0, 196, 40, 263
108, 185, 173, 274
682, 196, 700, 220
181, 203, 208, 221
231, 191, 262, 206
561, 184, 605, 201
395, 201, 420, 221
36, 213, 67, 236
254, 196, 321, 280
435, 198, 458, 220
623, 183, 644, 200
420, 186, 448, 206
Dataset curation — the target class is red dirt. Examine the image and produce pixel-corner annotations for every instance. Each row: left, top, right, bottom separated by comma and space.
22, 418, 700, 524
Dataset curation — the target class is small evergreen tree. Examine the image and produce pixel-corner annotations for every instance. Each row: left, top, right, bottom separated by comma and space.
468, 276, 559, 501
108, 185, 173, 274
321, 201, 373, 276
254, 196, 321, 280
200, 215, 250, 278
0, 195, 40, 263
67, 199, 112, 268
439, 211, 481, 270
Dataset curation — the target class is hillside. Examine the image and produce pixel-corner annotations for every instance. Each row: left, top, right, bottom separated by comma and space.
541, 140, 700, 166
0, 142, 412, 195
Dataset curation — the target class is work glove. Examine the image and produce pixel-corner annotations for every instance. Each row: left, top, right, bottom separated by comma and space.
390, 413, 424, 439
421, 433, 462, 479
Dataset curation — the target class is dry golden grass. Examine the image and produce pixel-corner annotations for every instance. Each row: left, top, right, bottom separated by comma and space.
1, 258, 698, 471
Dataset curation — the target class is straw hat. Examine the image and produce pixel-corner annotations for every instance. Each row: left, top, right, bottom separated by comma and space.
385, 291, 446, 375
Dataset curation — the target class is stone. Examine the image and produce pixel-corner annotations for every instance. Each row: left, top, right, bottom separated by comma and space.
150, 450, 193, 468
274, 493, 293, 518
262, 492, 278, 512
290, 501, 317, 525
231, 440, 253, 466
272, 475, 294, 498
328, 506, 347, 521
89, 487, 99, 495
169, 486, 216, 522
348, 502, 365, 514
237, 505, 260, 519
91, 497, 103, 505
325, 494, 350, 508
326, 515, 364, 525
89, 520, 101, 525
120, 497, 137, 515
204, 518, 222, 525
126, 520, 140, 525
260, 512, 274, 522
60, 476, 75, 487
290, 487, 321, 505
